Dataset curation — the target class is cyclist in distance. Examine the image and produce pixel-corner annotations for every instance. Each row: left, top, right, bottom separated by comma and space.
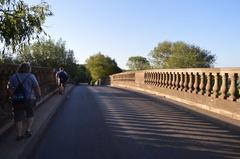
56, 67, 69, 94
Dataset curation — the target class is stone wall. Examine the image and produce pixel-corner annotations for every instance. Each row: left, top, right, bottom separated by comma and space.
0, 64, 56, 127
110, 68, 240, 122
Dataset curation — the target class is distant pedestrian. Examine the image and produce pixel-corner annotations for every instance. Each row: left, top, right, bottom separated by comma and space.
7, 63, 41, 141
56, 67, 69, 94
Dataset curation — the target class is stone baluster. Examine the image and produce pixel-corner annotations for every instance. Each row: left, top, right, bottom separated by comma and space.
151, 73, 154, 85
154, 73, 157, 86
194, 73, 199, 94
188, 72, 193, 93
168, 72, 172, 88
205, 73, 212, 96
146, 72, 149, 84
179, 72, 184, 91
184, 72, 188, 92
144, 72, 146, 83
163, 72, 166, 87
199, 73, 205, 95
172, 72, 176, 89
220, 73, 228, 99
149, 73, 151, 84
146, 73, 149, 84
165, 72, 169, 88
157, 73, 160, 86
161, 72, 165, 87
155, 73, 158, 86
159, 72, 163, 87
152, 73, 155, 85
144, 72, 147, 84
153, 73, 156, 85
229, 73, 238, 101
213, 73, 220, 98
175, 72, 179, 90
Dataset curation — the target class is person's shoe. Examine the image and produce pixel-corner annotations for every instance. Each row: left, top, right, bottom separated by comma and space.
25, 131, 32, 138
16, 136, 24, 141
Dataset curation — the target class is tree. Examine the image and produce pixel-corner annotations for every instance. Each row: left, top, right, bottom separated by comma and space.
18, 38, 66, 67
126, 56, 150, 70
78, 64, 91, 83
0, 0, 52, 53
85, 53, 122, 81
16, 38, 83, 83
149, 41, 172, 68
149, 41, 216, 68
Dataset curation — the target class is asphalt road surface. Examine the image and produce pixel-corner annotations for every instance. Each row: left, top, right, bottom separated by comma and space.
32, 85, 240, 159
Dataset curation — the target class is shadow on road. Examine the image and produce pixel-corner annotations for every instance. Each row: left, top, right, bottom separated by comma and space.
91, 86, 240, 159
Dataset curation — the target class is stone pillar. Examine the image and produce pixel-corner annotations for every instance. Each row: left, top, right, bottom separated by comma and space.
168, 72, 172, 88
152, 73, 155, 85
162, 72, 165, 87
175, 72, 179, 90
205, 73, 212, 96
149, 72, 152, 85
172, 72, 176, 89
180, 72, 184, 91
220, 73, 228, 99
213, 73, 220, 98
147, 72, 149, 84
188, 72, 193, 93
159, 72, 163, 87
229, 73, 238, 101
193, 72, 199, 94
184, 72, 188, 92
151, 72, 154, 85
155, 72, 158, 86
165, 72, 169, 88
199, 73, 205, 95
144, 72, 146, 84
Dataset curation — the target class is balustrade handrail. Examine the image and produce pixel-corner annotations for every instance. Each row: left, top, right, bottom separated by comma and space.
111, 68, 240, 101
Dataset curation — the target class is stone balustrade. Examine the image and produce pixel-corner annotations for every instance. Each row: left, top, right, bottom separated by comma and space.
110, 68, 240, 122
0, 64, 57, 128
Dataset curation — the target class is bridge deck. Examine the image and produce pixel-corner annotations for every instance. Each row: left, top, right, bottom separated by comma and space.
32, 85, 240, 159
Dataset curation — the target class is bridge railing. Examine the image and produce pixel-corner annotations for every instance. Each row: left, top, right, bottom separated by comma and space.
110, 68, 240, 121
0, 64, 57, 129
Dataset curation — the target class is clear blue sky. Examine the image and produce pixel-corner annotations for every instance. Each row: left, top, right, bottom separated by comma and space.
29, 0, 240, 69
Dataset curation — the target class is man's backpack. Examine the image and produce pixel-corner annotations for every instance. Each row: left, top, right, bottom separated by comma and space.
58, 71, 68, 82
11, 75, 29, 106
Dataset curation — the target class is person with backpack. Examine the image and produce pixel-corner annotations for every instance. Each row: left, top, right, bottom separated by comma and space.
56, 67, 69, 94
7, 63, 41, 141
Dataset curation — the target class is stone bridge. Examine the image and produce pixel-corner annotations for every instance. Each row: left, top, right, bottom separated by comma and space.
0, 65, 240, 159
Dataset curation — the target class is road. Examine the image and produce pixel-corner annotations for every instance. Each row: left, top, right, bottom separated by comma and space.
32, 85, 240, 159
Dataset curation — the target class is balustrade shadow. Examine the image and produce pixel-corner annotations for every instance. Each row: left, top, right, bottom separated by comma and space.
93, 87, 240, 159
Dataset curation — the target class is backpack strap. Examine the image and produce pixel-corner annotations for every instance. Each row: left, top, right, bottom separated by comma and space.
15, 74, 31, 89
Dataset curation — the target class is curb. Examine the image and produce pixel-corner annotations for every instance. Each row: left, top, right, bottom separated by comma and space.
19, 85, 75, 159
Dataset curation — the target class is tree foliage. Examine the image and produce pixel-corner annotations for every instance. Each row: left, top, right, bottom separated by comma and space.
78, 64, 91, 83
86, 53, 122, 81
18, 38, 68, 67
0, 0, 52, 53
149, 41, 216, 68
126, 56, 150, 70
16, 38, 82, 82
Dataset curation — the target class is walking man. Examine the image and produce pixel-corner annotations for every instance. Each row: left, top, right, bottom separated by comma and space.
7, 63, 41, 141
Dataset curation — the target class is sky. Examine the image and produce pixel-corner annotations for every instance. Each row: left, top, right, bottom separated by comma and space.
28, 0, 240, 69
